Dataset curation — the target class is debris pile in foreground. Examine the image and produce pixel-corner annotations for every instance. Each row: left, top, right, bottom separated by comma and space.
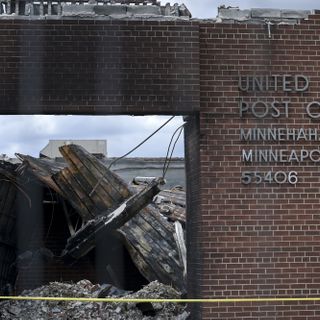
0, 280, 189, 320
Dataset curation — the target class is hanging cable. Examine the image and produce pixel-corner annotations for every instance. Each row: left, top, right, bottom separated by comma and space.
44, 187, 56, 242
89, 116, 176, 196
162, 124, 184, 178
162, 125, 183, 173
162, 124, 184, 179
107, 116, 176, 170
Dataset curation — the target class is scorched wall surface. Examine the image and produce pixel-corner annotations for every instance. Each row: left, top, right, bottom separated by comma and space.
199, 13, 320, 320
0, 20, 199, 115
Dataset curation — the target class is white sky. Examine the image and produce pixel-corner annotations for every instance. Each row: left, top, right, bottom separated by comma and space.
184, 0, 319, 19
1, 115, 185, 158
1, 1, 319, 158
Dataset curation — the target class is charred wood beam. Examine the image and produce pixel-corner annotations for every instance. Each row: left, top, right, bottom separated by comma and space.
0, 167, 17, 182
174, 221, 186, 278
15, 154, 66, 194
61, 199, 76, 236
62, 179, 161, 260
59, 144, 130, 206
154, 190, 186, 207
52, 144, 131, 221
119, 206, 186, 293
0, 164, 31, 208
131, 185, 186, 223
53, 167, 95, 220
158, 204, 186, 224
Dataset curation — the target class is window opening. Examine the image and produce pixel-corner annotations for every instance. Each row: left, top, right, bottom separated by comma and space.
0, 115, 187, 317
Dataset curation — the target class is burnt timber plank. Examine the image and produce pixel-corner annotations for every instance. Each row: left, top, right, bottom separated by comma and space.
17, 154, 94, 220
158, 203, 186, 224
62, 179, 161, 259
155, 190, 186, 207
52, 145, 130, 220
53, 168, 94, 220
56, 154, 112, 212
15, 154, 66, 194
132, 185, 186, 224
119, 206, 185, 290
59, 145, 130, 206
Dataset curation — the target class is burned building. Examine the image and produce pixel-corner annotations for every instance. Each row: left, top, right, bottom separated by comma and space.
1, 1, 320, 319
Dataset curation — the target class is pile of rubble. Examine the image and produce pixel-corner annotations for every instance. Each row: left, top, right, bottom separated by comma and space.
0, 0, 192, 20
0, 280, 189, 320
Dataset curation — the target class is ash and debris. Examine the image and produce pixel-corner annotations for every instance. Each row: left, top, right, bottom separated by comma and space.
0, 280, 189, 320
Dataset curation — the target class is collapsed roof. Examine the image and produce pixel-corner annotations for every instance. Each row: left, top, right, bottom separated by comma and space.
0, 144, 186, 296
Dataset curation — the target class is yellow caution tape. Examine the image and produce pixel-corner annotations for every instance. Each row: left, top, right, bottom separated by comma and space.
1, 296, 320, 303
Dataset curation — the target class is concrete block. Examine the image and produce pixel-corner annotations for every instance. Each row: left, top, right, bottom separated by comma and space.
93, 5, 127, 16
179, 4, 191, 17
251, 8, 281, 18
62, 4, 95, 16
218, 8, 250, 21
127, 5, 161, 15
163, 3, 171, 16
280, 10, 311, 19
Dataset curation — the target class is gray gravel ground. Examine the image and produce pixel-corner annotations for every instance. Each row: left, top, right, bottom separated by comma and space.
0, 280, 189, 320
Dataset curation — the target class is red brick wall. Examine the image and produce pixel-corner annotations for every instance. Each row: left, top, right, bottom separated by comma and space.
199, 14, 320, 319
0, 20, 199, 115
3, 12, 320, 319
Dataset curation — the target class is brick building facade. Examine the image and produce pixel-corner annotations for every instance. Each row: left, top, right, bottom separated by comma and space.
2, 4, 320, 319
